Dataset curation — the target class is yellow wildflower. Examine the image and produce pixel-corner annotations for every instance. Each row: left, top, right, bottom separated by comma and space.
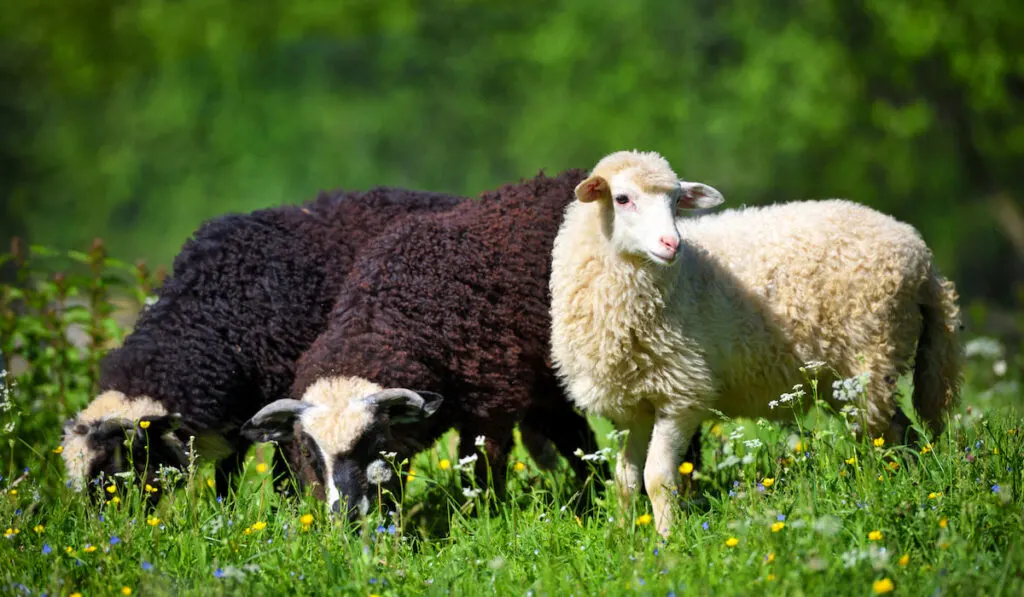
70, 593, 82, 597
845, 456, 856, 465
873, 437, 885, 448
300, 514, 314, 527
939, 541, 950, 550
868, 530, 883, 541
877, 474, 884, 482
873, 578, 894, 594
575, 515, 583, 528
145, 484, 158, 494
710, 424, 722, 437
993, 447, 1000, 455
725, 537, 739, 547
8, 489, 16, 496
767, 574, 776, 581
920, 444, 932, 455
207, 478, 215, 489
106, 485, 116, 494
439, 459, 452, 471
635, 514, 652, 526
898, 553, 910, 567
939, 517, 948, 529
513, 461, 526, 473
928, 492, 941, 500
407, 468, 416, 482
53, 446, 64, 454
765, 552, 775, 564
65, 546, 74, 554
1009, 429, 1017, 436
679, 462, 694, 475
251, 521, 267, 531
840, 470, 848, 477
33, 525, 44, 534
3, 528, 14, 539
139, 420, 151, 430
762, 477, 775, 488
111, 496, 121, 505
771, 522, 785, 533
147, 517, 160, 527
255, 462, 268, 474
83, 545, 97, 553
793, 441, 804, 453
122, 586, 133, 595
888, 461, 899, 471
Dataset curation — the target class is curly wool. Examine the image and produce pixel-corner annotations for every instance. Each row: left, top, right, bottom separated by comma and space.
66, 186, 464, 488
292, 170, 604, 490
551, 196, 963, 438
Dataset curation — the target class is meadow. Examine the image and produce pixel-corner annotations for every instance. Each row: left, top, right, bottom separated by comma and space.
1, 243, 1022, 596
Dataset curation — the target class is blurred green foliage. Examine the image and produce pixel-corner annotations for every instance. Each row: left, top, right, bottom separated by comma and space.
1, 0, 1021, 305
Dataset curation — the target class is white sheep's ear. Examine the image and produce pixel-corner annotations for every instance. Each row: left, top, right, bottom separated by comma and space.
574, 175, 611, 203
678, 181, 724, 209
363, 389, 443, 424
241, 399, 310, 443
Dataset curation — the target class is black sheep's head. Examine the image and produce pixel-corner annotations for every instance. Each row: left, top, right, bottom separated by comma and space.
241, 377, 442, 521
61, 390, 185, 498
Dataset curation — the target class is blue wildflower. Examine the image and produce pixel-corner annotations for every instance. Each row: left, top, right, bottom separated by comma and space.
41, 543, 52, 554
638, 578, 646, 586
214, 568, 225, 578
14, 509, 21, 516
992, 484, 1001, 494
386, 524, 396, 535
110, 536, 121, 545
369, 578, 379, 585
668, 592, 677, 597
142, 561, 153, 571
98, 514, 104, 522
376, 525, 386, 534
701, 521, 709, 530
653, 547, 660, 556
777, 514, 786, 521
756, 483, 765, 493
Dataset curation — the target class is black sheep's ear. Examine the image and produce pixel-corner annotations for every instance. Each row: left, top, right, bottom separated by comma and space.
242, 399, 310, 443
363, 389, 443, 424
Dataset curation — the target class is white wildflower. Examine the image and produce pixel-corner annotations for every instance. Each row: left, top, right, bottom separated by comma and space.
379, 451, 398, 460
366, 459, 392, 485
606, 429, 629, 442
462, 487, 482, 498
832, 373, 869, 402
994, 360, 1007, 377
803, 360, 827, 371
743, 439, 762, 450
716, 455, 741, 470
728, 426, 745, 441
965, 337, 1003, 359
474, 435, 486, 448
579, 448, 612, 462
773, 385, 805, 409
741, 453, 755, 465
457, 454, 478, 471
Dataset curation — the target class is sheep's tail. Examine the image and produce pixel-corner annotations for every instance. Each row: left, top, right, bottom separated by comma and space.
911, 266, 964, 438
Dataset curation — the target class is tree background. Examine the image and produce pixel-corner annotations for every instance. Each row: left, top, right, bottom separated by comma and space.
1, 0, 1021, 333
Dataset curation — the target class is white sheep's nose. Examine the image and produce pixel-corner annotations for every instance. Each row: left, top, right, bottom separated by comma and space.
658, 235, 680, 257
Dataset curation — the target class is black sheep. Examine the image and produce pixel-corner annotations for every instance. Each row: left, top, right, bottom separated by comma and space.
60, 187, 466, 496
242, 170, 611, 518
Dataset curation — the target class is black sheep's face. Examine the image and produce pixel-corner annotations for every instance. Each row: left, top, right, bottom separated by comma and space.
242, 382, 442, 521
61, 392, 184, 498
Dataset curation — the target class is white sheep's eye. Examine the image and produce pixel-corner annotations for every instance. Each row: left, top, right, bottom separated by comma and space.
614, 194, 630, 206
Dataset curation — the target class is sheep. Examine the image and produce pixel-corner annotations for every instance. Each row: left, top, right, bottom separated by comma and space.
60, 186, 466, 497
548, 150, 963, 536
241, 170, 609, 518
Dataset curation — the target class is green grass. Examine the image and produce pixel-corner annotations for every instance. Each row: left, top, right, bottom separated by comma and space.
2, 244, 1023, 596
2, 370, 1023, 596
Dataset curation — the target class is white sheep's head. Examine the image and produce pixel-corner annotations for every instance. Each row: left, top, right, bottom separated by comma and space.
241, 376, 442, 521
575, 150, 724, 265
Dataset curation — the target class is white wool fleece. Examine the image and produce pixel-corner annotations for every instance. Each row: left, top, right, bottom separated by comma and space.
551, 156, 960, 536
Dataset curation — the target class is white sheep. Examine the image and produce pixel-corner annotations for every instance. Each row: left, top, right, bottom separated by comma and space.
549, 150, 963, 536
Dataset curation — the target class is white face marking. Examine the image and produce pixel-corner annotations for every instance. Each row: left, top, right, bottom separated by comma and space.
297, 376, 383, 511
61, 391, 168, 490
605, 169, 682, 266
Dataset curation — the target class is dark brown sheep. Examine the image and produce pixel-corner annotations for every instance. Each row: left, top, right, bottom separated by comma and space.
243, 170, 612, 517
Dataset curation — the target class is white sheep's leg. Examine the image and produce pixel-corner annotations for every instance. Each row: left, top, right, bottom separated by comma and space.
644, 414, 700, 537
615, 417, 653, 515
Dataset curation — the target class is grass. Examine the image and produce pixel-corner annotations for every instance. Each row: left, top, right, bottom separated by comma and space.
2, 243, 1023, 596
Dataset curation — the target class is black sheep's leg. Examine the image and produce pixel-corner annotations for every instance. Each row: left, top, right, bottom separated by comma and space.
214, 450, 246, 500
458, 423, 513, 501
524, 404, 607, 484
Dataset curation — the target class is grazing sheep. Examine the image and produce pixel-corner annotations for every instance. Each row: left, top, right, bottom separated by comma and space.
60, 187, 465, 496
242, 170, 607, 518
549, 150, 963, 535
